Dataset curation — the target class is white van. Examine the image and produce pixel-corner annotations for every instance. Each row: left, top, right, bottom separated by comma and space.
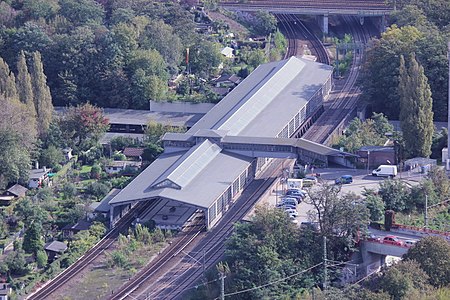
372, 165, 398, 177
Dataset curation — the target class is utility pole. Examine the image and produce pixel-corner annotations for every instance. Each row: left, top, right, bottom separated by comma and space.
447, 41, 450, 170
425, 194, 428, 227
323, 236, 327, 290
219, 272, 226, 300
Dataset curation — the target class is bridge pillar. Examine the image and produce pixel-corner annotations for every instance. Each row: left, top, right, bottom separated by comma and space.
380, 15, 387, 32
317, 14, 329, 35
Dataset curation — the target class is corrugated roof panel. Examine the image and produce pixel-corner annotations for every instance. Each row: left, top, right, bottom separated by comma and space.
165, 140, 222, 188
218, 57, 305, 135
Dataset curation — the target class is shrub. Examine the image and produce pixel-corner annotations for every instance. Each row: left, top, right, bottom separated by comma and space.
36, 250, 48, 268
90, 164, 102, 179
85, 182, 111, 199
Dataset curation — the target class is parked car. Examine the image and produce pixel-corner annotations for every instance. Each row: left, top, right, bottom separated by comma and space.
383, 235, 403, 246
285, 208, 298, 217
404, 240, 417, 247
286, 190, 306, 199
302, 176, 318, 187
276, 203, 296, 210
367, 234, 381, 242
335, 175, 353, 185
281, 197, 298, 206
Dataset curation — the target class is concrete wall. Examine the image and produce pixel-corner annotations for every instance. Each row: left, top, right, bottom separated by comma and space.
149, 100, 215, 114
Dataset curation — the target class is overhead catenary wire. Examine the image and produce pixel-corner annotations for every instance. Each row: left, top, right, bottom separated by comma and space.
212, 262, 324, 299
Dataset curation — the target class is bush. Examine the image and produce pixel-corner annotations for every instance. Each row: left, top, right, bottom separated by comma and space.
112, 152, 126, 161
109, 250, 129, 268
62, 183, 77, 199
52, 164, 62, 173
36, 250, 48, 268
85, 182, 111, 199
90, 164, 102, 179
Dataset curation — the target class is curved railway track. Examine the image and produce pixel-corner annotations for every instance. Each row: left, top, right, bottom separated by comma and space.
26, 201, 157, 299
278, 14, 330, 65
302, 16, 371, 144
108, 159, 288, 300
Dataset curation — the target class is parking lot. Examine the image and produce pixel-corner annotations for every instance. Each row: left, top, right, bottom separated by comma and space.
252, 167, 425, 225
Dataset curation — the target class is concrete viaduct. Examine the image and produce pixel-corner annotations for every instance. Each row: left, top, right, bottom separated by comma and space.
219, 0, 394, 33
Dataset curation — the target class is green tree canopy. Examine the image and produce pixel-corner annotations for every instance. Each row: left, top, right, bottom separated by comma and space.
30, 51, 53, 137
399, 53, 433, 158
379, 260, 430, 300
403, 236, 450, 287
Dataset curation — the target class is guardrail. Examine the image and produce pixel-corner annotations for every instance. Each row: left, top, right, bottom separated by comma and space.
390, 224, 450, 242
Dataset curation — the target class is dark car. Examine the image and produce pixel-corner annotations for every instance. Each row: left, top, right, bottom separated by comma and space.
335, 175, 353, 185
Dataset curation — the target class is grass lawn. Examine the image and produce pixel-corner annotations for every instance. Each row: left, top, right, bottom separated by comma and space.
51, 241, 168, 300
80, 165, 92, 175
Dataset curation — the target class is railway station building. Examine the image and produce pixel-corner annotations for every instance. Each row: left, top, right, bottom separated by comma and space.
109, 56, 352, 230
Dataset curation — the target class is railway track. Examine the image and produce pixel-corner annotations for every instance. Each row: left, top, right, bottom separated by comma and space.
278, 14, 330, 65
108, 159, 288, 300
302, 16, 371, 144
26, 201, 159, 299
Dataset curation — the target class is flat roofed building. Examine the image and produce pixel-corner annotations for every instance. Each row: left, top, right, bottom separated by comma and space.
109, 57, 338, 229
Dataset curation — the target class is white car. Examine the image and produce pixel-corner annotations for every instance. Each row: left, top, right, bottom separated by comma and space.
404, 240, 417, 247
285, 209, 298, 217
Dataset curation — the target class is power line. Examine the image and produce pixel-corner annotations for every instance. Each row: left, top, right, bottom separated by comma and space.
213, 262, 324, 299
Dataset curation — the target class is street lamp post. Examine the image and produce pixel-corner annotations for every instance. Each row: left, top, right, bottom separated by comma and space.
367, 150, 370, 174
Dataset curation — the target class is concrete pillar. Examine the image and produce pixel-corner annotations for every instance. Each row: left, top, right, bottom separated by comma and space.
380, 15, 387, 32
317, 15, 329, 34
109, 205, 114, 229
322, 14, 329, 34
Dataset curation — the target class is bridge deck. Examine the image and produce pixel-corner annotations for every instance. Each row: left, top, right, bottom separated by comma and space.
220, 0, 393, 15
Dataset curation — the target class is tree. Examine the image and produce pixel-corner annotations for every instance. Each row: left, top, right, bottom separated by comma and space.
426, 166, 450, 200
86, 182, 110, 199
225, 207, 317, 298
36, 249, 48, 268
188, 40, 223, 77
363, 190, 385, 222
4, 249, 28, 275
59, 0, 105, 25
306, 184, 369, 240
0, 57, 18, 99
379, 260, 430, 300
399, 54, 433, 158
90, 164, 102, 180
14, 197, 49, 224
16, 51, 36, 117
378, 179, 409, 211
22, 0, 60, 21
145, 121, 186, 145
30, 51, 53, 137
39, 145, 64, 168
403, 236, 450, 287
336, 113, 394, 153
141, 20, 182, 67
360, 25, 422, 119
254, 11, 277, 35
0, 130, 32, 188
59, 103, 109, 151
62, 182, 77, 199
22, 221, 44, 255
